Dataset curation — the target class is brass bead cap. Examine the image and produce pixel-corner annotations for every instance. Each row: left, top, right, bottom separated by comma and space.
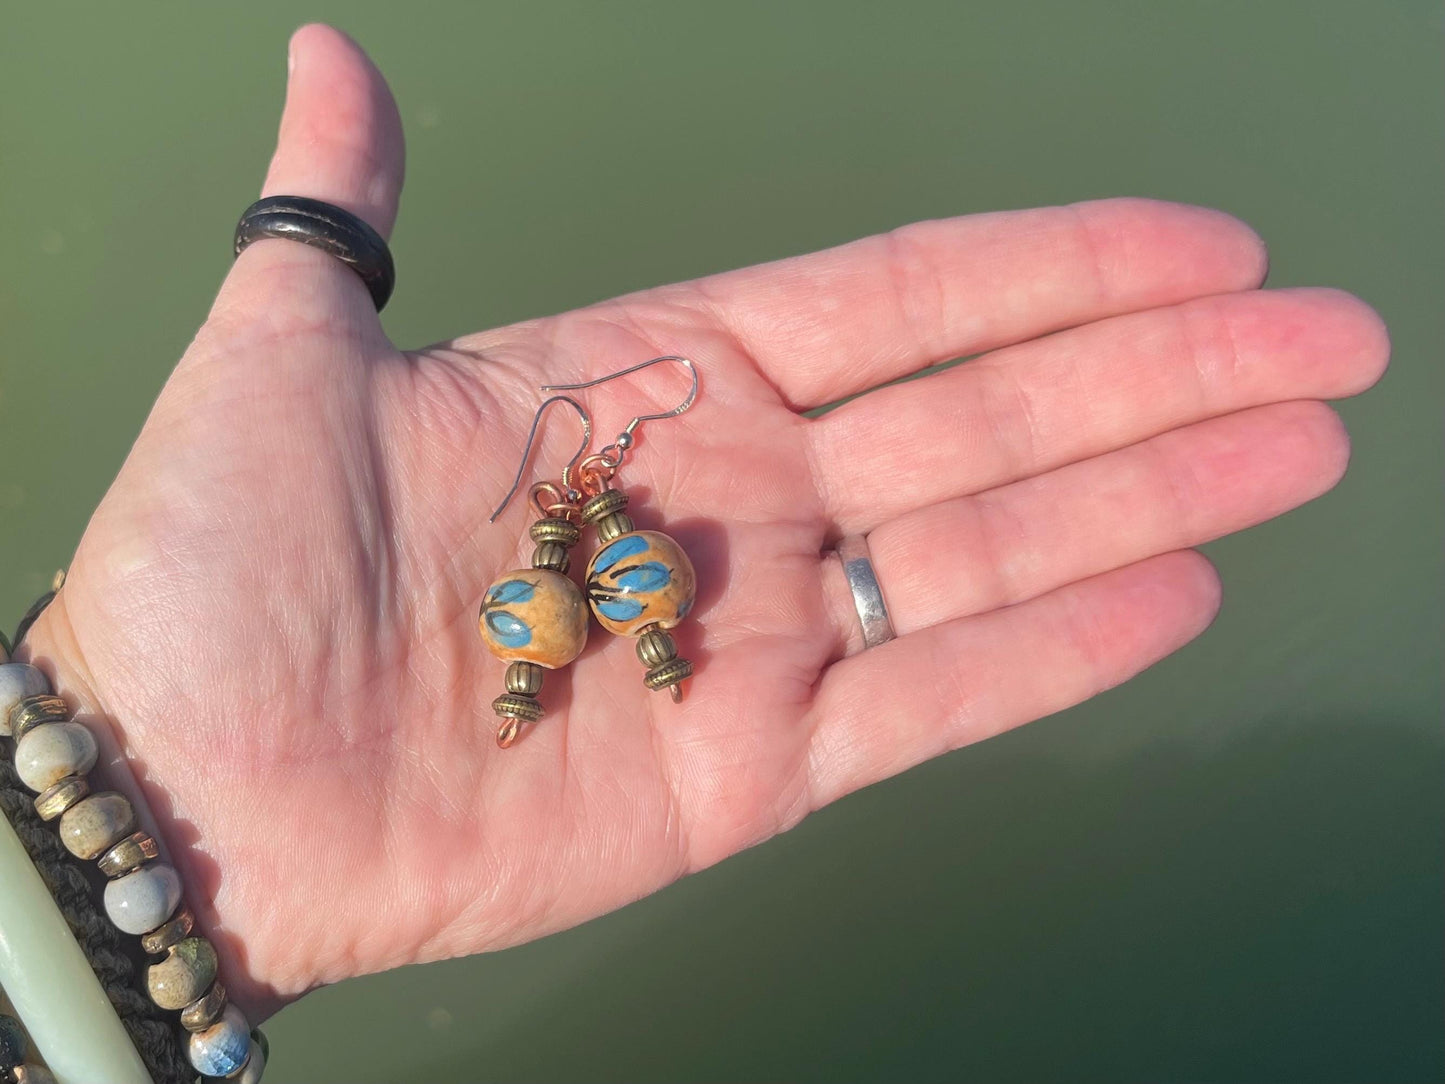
98, 830, 161, 878
492, 693, 544, 723
33, 775, 89, 821
505, 661, 545, 696
580, 489, 629, 524
643, 657, 694, 691
595, 512, 636, 543
530, 541, 571, 572
10, 694, 68, 743
529, 517, 581, 547
636, 628, 678, 669
140, 907, 194, 955
180, 980, 227, 1032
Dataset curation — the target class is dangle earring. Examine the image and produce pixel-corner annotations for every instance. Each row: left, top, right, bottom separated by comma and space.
542, 356, 700, 702
479, 396, 594, 747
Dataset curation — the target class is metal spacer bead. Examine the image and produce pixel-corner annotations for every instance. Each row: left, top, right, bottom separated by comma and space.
530, 541, 570, 572
636, 627, 678, 669
643, 657, 694, 692
529, 518, 581, 547
180, 980, 227, 1032
505, 661, 545, 696
139, 907, 194, 955
9, 695, 68, 743
13, 1065, 59, 1084
33, 776, 90, 821
492, 694, 543, 723
97, 830, 160, 878
595, 512, 636, 543
580, 489, 629, 525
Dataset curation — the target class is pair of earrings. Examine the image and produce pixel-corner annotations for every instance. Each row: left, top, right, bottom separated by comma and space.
477, 356, 700, 747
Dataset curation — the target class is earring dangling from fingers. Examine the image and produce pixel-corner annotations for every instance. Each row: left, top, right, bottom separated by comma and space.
543, 356, 700, 703
481, 396, 593, 747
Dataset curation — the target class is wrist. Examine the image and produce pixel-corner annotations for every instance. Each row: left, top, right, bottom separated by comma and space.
14, 595, 288, 1029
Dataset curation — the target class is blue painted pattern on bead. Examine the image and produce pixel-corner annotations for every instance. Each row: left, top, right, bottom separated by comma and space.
591, 533, 648, 573
585, 530, 697, 637
482, 579, 536, 647
596, 597, 646, 623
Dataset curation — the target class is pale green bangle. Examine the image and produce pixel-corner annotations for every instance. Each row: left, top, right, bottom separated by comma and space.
0, 810, 152, 1084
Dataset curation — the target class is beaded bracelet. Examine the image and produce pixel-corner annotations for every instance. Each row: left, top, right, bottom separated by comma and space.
0, 590, 267, 1083
1, 1011, 56, 1083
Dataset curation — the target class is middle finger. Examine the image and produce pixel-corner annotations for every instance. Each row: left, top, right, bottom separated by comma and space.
806, 287, 1386, 532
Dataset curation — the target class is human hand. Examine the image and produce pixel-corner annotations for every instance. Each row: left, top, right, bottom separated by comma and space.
20, 24, 1388, 1019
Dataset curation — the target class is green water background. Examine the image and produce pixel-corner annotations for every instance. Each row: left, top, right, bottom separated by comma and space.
1, 3, 1440, 1081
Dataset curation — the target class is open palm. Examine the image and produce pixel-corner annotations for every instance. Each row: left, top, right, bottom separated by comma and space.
22, 26, 1387, 1019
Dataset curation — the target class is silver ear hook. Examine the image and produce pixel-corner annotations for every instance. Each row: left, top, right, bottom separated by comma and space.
541, 355, 698, 452
489, 394, 592, 522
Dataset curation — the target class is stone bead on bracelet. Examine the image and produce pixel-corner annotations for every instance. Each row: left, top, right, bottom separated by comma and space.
0, 665, 49, 735
13, 721, 97, 793
103, 863, 182, 936
188, 1004, 252, 1077
58, 791, 137, 860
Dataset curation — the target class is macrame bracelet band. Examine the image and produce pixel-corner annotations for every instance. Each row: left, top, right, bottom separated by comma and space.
1, 585, 266, 1082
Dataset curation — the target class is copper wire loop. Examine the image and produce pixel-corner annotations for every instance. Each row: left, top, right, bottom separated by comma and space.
529, 481, 582, 521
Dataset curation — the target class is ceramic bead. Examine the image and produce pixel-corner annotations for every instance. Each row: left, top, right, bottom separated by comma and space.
0, 1013, 25, 1070
14, 721, 98, 793
59, 792, 137, 860
188, 1004, 250, 1077
0, 663, 50, 736
146, 937, 218, 1010
585, 530, 696, 637
478, 568, 588, 668
233, 1036, 267, 1084
103, 863, 182, 936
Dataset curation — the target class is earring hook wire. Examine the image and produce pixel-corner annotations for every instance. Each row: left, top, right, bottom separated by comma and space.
489, 394, 592, 522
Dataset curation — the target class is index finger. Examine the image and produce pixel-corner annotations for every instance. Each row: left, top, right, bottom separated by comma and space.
675, 198, 1267, 409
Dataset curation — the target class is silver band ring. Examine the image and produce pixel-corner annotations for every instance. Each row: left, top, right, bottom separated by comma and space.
834, 535, 896, 649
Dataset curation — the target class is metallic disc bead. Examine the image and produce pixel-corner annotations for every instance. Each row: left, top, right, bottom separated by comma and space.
529, 517, 581, 547
14, 721, 98, 793
10, 694, 69, 743
504, 661, 545, 696
103, 862, 182, 936
492, 693, 543, 723
59, 791, 137, 860
0, 665, 52, 736
13, 1065, 59, 1084
644, 657, 694, 692
146, 937, 218, 1010
99, 830, 161, 878
188, 1003, 251, 1078
0, 1013, 26, 1070
140, 907, 193, 955
33, 775, 90, 821
594, 511, 636, 543
579, 488, 629, 524
530, 541, 570, 572
233, 1034, 267, 1084
636, 627, 678, 668
180, 979, 226, 1031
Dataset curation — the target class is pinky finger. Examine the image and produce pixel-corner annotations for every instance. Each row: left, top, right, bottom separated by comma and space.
804, 551, 1222, 809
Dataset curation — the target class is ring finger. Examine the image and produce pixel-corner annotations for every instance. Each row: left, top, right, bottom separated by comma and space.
823, 399, 1349, 656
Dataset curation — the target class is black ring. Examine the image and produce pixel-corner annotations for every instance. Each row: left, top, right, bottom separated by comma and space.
233, 195, 395, 311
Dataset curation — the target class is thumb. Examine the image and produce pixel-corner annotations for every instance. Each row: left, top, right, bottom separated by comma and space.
214, 24, 405, 326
